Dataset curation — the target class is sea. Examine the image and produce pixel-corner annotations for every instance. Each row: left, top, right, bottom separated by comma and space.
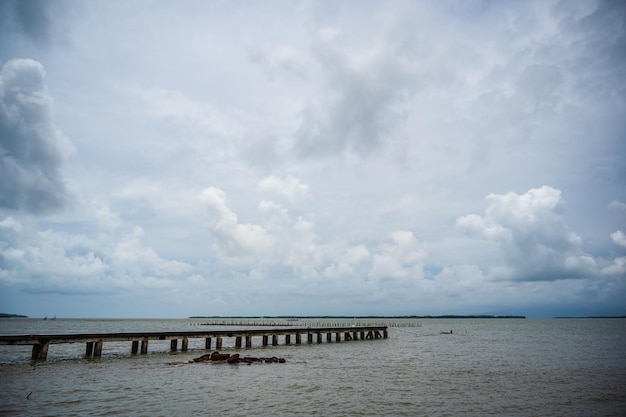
0, 317, 624, 417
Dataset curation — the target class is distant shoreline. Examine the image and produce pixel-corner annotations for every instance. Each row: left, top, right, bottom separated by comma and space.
0, 313, 28, 318
554, 316, 626, 319
188, 315, 527, 319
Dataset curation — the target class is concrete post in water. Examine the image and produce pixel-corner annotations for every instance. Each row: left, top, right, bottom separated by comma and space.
317, 332, 322, 344
141, 339, 149, 354
131, 340, 139, 354
94, 340, 103, 357
296, 333, 302, 344
205, 337, 212, 350
245, 335, 252, 348
181, 337, 189, 351
272, 334, 278, 346
307, 333, 313, 344
285, 334, 291, 345
326, 332, 332, 342
86, 342, 94, 357
262, 335, 268, 346
31, 340, 49, 360
235, 336, 242, 348
216, 337, 222, 349
170, 339, 178, 351
335, 332, 341, 342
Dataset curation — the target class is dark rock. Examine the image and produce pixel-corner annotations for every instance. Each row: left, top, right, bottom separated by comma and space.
210, 351, 231, 361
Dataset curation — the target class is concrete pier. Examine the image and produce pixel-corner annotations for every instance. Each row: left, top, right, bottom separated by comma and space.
0, 326, 388, 360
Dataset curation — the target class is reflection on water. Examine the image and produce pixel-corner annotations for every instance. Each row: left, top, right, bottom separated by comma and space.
1, 318, 625, 416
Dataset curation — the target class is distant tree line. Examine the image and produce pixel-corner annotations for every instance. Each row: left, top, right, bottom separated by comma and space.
0, 313, 28, 318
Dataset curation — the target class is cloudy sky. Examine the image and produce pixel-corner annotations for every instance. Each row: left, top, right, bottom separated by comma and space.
0, 0, 624, 318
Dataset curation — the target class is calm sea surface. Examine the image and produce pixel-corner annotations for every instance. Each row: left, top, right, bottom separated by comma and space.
0, 318, 624, 416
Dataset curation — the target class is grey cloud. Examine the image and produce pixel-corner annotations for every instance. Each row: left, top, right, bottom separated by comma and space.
0, 0, 53, 44
0, 58, 73, 213
294, 36, 412, 158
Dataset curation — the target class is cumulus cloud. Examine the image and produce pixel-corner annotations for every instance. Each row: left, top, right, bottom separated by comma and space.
258, 175, 310, 202
611, 230, 626, 248
601, 257, 626, 276
110, 226, 192, 287
0, 223, 193, 294
200, 187, 275, 263
0, 216, 22, 232
457, 186, 596, 281
0, 59, 74, 213
369, 231, 426, 281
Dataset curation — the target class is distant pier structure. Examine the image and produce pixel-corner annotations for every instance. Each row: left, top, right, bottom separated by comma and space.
0, 326, 388, 360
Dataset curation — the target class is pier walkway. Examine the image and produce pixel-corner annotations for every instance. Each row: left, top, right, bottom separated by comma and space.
0, 326, 388, 360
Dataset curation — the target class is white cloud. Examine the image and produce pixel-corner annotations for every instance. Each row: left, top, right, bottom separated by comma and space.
369, 231, 426, 281
258, 175, 310, 202
0, 222, 193, 295
0, 216, 22, 232
601, 257, 626, 276
611, 230, 626, 248
457, 186, 597, 281
201, 187, 275, 263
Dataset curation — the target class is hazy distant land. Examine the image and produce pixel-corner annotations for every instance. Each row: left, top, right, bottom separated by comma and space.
188, 315, 527, 319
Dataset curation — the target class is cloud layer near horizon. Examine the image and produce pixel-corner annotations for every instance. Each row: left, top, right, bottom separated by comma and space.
0, 0, 624, 318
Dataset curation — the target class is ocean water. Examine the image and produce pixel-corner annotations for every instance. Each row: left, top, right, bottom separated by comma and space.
0, 318, 624, 416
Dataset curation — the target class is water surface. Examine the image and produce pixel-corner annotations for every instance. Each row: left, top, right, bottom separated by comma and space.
1, 318, 624, 416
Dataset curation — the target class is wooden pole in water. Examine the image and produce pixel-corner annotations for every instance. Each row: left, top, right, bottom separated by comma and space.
205, 337, 211, 350
272, 334, 278, 346
245, 335, 252, 348
170, 339, 178, 351
216, 337, 222, 349
181, 337, 189, 351
140, 339, 148, 354
131, 340, 139, 354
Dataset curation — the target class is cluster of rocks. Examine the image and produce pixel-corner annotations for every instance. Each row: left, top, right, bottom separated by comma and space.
190, 351, 286, 364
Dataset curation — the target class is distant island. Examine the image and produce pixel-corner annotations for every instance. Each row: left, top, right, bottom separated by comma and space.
189, 315, 526, 319
0, 313, 28, 318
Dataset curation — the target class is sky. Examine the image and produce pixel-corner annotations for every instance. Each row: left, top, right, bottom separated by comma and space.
0, 0, 625, 318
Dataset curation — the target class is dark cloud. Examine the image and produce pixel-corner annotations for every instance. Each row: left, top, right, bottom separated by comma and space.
0, 0, 53, 43
0, 58, 73, 213
294, 36, 412, 158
